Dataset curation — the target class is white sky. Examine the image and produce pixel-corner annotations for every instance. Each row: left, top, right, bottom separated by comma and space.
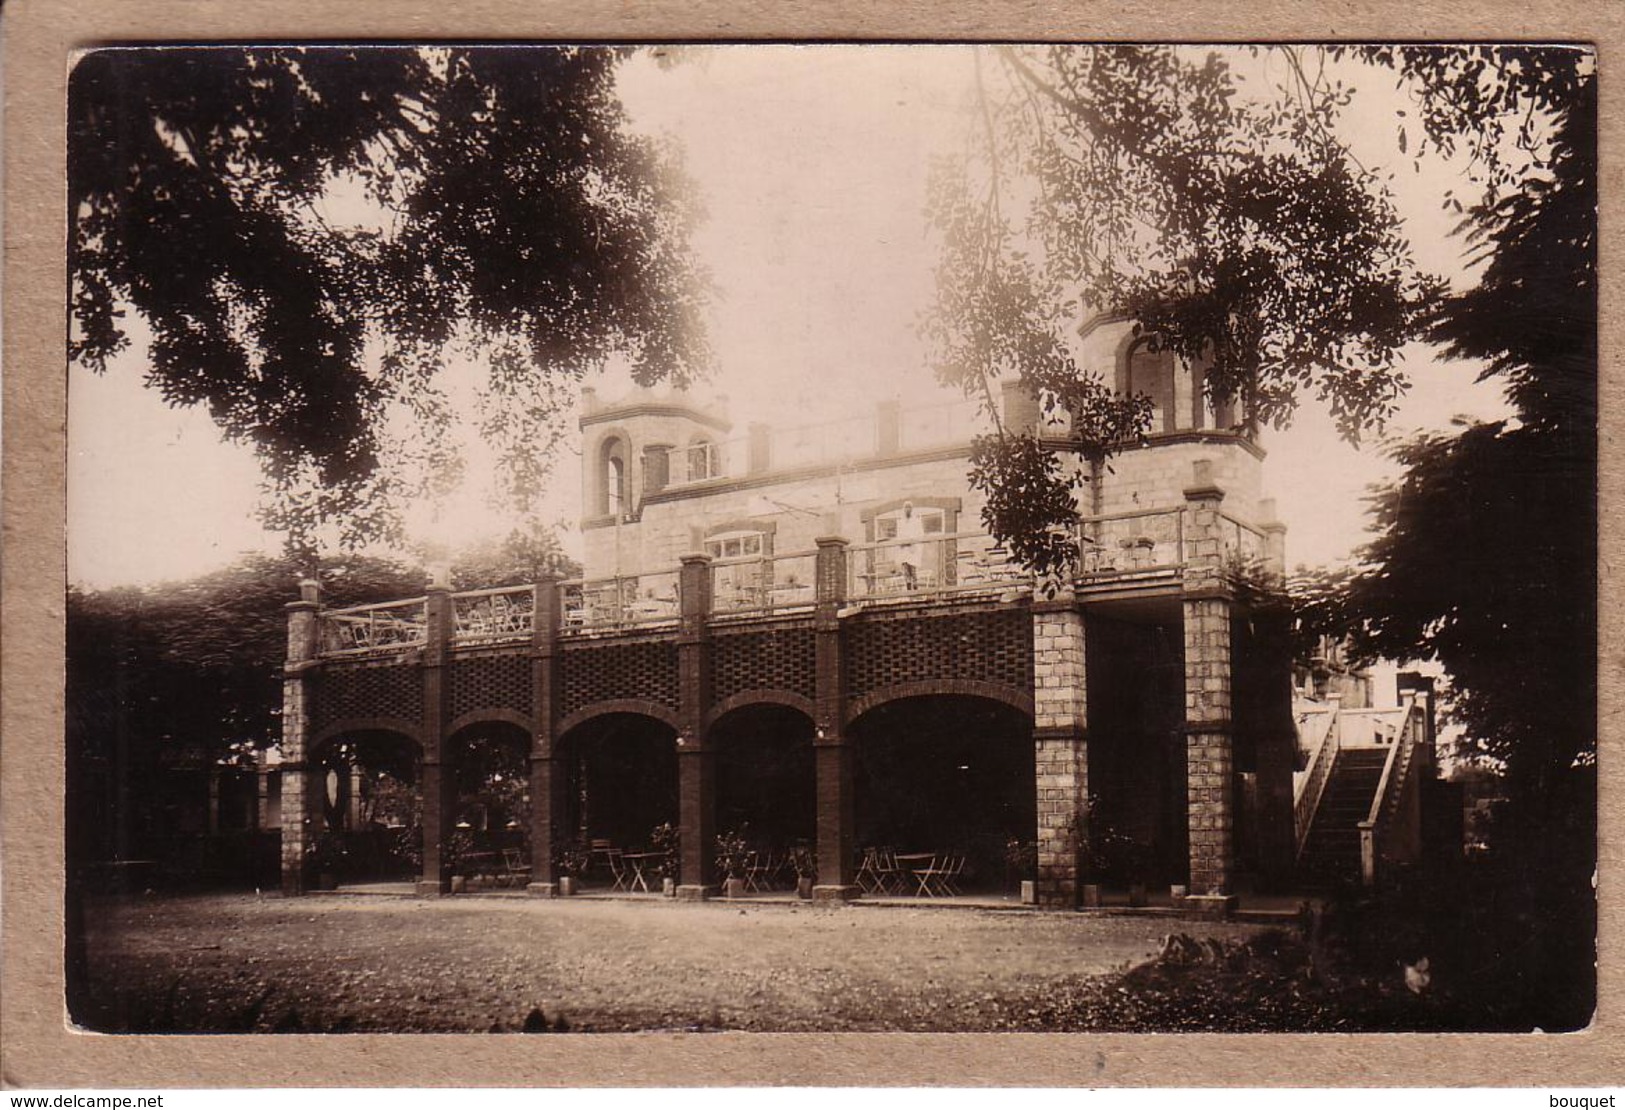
67, 44, 1512, 589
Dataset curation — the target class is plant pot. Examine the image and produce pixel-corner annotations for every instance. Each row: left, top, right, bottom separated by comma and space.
316, 871, 337, 892
724, 877, 746, 900
1169, 884, 1188, 902
449, 874, 467, 894
1020, 880, 1036, 905
1128, 882, 1149, 908
662, 877, 676, 897
1080, 882, 1103, 908
796, 876, 814, 900
557, 875, 577, 896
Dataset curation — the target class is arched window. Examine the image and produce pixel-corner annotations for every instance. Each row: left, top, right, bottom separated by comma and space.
1192, 358, 1238, 431
599, 437, 628, 517
1123, 338, 1177, 434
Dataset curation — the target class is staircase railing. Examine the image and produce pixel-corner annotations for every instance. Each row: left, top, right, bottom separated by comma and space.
1357, 700, 1425, 886
1293, 708, 1339, 860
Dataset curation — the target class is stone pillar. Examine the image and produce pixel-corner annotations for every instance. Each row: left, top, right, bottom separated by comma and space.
417, 581, 454, 896
1032, 592, 1089, 907
812, 538, 858, 900
1183, 463, 1236, 896
676, 554, 717, 899
279, 579, 322, 896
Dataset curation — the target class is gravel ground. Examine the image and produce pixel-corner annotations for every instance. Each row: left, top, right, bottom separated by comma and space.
74, 892, 1265, 1033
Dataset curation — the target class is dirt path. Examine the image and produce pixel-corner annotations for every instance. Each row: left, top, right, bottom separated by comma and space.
75, 892, 1265, 1033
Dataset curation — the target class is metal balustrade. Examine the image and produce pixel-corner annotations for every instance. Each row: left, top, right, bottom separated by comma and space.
560, 572, 681, 631
847, 531, 1030, 601
1078, 507, 1186, 576
318, 597, 429, 656
710, 550, 818, 615
311, 503, 1276, 654
451, 585, 535, 646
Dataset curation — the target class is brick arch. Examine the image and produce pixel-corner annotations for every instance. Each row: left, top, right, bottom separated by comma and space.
310, 716, 424, 755
703, 689, 816, 730
844, 680, 1034, 728
556, 699, 681, 739
446, 707, 535, 740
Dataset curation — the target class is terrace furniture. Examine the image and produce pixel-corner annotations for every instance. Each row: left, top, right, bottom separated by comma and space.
913, 853, 966, 897
744, 850, 782, 893
621, 851, 662, 893
500, 848, 530, 888
893, 850, 934, 895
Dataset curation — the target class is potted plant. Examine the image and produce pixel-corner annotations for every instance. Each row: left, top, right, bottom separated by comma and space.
445, 828, 476, 893
553, 840, 591, 896
714, 828, 750, 899
650, 822, 680, 896
1004, 837, 1038, 904
788, 843, 818, 899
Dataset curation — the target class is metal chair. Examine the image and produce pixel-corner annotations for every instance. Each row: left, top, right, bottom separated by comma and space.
500, 848, 530, 888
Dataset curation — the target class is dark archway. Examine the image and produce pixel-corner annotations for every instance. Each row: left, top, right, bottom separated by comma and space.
711, 702, 816, 851
309, 729, 422, 883
850, 695, 1035, 894
555, 712, 678, 861
1085, 613, 1189, 885
448, 721, 531, 881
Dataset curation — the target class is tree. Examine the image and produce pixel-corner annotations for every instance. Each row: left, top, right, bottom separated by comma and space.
1293, 48, 1596, 1031
1301, 49, 1595, 801
923, 45, 1438, 575
70, 46, 708, 553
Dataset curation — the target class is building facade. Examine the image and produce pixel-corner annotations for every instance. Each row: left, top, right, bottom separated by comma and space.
277, 318, 1391, 907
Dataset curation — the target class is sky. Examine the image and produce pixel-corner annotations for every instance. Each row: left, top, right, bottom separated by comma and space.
67, 44, 1514, 590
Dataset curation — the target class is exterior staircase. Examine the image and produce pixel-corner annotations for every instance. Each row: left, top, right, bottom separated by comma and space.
1298, 747, 1389, 887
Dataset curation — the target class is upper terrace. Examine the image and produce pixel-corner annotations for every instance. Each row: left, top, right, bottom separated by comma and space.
315, 499, 1274, 658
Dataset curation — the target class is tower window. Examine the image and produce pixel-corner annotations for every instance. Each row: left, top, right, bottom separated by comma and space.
1124, 338, 1177, 434
599, 436, 629, 517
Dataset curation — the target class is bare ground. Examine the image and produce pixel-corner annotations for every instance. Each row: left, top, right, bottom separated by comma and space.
73, 891, 1265, 1033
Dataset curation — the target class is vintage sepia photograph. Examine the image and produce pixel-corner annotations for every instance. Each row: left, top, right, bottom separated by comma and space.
61, 41, 1595, 1039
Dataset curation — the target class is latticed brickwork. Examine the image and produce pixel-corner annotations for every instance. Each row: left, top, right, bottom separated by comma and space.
448, 653, 533, 721
846, 609, 1032, 699
311, 662, 423, 731
712, 627, 816, 705
559, 638, 680, 718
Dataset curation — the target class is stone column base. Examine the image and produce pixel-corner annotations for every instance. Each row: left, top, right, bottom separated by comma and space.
526, 882, 559, 897
812, 884, 860, 902
415, 880, 448, 897
1175, 893, 1239, 919
676, 884, 717, 902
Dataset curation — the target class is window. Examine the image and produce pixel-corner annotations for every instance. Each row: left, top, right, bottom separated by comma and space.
598, 436, 628, 517
705, 531, 764, 560
687, 438, 718, 481
1124, 338, 1177, 434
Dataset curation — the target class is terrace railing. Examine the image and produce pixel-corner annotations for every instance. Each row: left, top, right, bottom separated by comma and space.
451, 585, 535, 647
846, 531, 1030, 602
710, 549, 818, 615
559, 571, 681, 632
318, 597, 429, 656
1078, 507, 1186, 578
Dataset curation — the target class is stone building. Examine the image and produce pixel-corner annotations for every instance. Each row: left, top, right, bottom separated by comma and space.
277, 317, 1437, 906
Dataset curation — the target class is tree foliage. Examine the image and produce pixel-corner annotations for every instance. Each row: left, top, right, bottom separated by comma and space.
1300, 49, 1596, 806
70, 46, 708, 552
924, 45, 1438, 574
